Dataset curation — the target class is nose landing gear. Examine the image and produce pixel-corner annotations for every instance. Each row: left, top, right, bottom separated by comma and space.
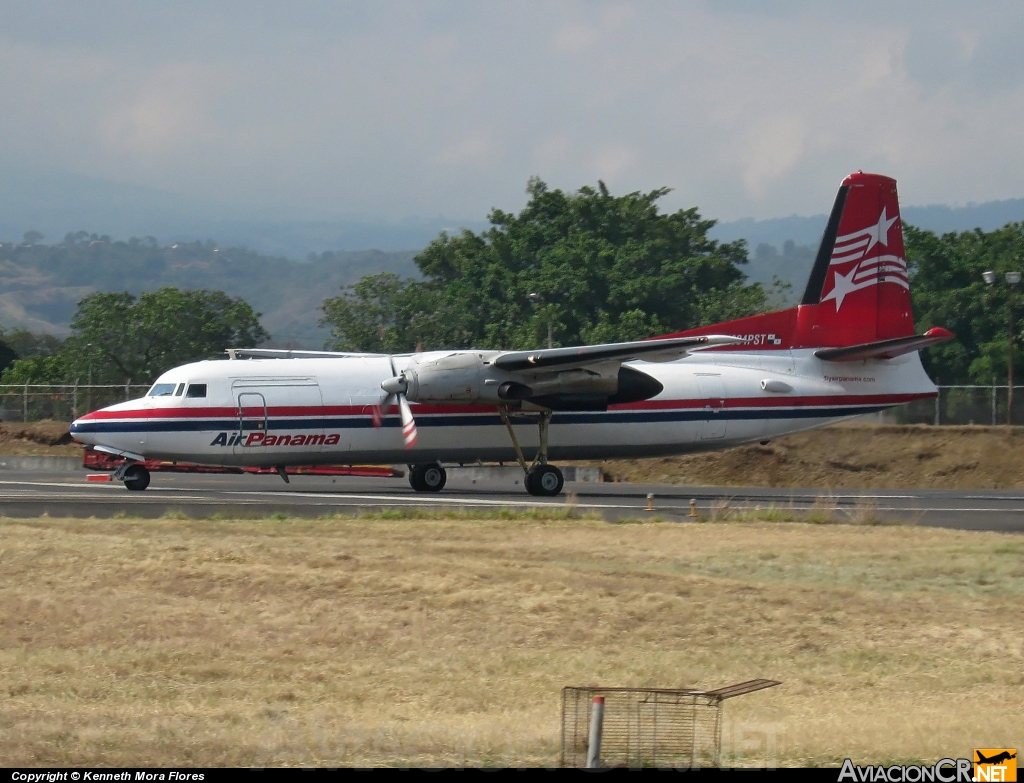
498, 405, 564, 497
115, 462, 151, 491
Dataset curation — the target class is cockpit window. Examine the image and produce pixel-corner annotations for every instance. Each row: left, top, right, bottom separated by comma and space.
185, 383, 208, 398
174, 383, 185, 396
148, 383, 176, 397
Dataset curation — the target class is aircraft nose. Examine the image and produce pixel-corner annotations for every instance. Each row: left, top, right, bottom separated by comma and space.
69, 415, 94, 444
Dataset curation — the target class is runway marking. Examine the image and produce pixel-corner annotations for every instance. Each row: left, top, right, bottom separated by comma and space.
223, 489, 642, 510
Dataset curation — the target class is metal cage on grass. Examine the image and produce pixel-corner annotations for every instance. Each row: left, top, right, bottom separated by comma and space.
560, 679, 780, 768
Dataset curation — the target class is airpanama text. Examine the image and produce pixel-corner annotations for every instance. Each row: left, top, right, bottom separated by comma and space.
209, 432, 341, 447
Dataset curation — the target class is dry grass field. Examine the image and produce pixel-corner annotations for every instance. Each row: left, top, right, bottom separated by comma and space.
1, 511, 1021, 767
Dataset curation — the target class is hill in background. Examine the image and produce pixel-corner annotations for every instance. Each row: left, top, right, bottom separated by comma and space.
0, 238, 416, 346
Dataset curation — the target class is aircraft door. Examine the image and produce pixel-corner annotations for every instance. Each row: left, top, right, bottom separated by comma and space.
695, 374, 727, 440
233, 380, 326, 459
234, 392, 268, 455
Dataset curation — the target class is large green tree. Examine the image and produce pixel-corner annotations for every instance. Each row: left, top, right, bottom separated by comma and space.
321, 178, 766, 351
0, 327, 66, 383
57, 288, 269, 384
906, 223, 1024, 385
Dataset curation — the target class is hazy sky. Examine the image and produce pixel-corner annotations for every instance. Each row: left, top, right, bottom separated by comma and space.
1, 1, 1023, 224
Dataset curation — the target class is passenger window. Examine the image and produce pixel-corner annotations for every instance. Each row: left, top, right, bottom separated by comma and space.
185, 383, 208, 398
174, 383, 185, 396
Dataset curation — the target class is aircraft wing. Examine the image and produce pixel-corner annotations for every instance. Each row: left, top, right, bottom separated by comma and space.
491, 334, 743, 372
226, 348, 385, 360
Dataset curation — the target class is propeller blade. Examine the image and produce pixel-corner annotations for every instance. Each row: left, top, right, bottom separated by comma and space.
398, 394, 418, 449
372, 392, 395, 428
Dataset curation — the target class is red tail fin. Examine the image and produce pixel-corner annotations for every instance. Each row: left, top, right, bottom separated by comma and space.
801, 171, 913, 345
665, 171, 916, 350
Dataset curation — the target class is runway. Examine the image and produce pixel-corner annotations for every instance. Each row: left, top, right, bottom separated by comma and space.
0, 470, 1023, 533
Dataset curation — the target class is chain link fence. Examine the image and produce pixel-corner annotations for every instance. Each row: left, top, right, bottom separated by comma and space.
0, 384, 150, 422
881, 385, 1024, 426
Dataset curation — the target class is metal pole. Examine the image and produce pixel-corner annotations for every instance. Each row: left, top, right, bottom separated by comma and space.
23, 382, 27, 422
73, 380, 78, 420
586, 695, 605, 768
125, 379, 130, 401
934, 387, 940, 426
1009, 285, 1016, 426
547, 320, 553, 349
993, 379, 998, 426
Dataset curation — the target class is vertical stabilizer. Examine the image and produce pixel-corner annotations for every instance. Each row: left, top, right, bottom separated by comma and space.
658, 171, 918, 351
797, 171, 914, 346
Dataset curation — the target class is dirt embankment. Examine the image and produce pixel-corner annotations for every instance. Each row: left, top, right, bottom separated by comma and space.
596, 424, 1024, 490
0, 420, 78, 456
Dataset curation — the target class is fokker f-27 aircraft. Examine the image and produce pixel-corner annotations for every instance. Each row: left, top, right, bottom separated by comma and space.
71, 172, 952, 495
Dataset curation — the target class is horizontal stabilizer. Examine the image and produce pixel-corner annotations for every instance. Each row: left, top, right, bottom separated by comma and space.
814, 327, 954, 362
492, 335, 743, 372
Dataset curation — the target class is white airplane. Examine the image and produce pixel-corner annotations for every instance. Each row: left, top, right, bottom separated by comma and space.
71, 171, 952, 495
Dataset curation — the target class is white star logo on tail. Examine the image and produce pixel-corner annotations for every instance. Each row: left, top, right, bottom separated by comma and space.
821, 266, 859, 310
863, 207, 898, 253
821, 207, 908, 311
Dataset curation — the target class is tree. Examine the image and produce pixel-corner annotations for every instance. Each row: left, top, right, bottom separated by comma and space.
0, 335, 17, 375
61, 288, 269, 384
3, 329, 63, 359
0, 327, 64, 381
319, 273, 438, 353
906, 222, 1024, 384
0, 355, 70, 384
322, 178, 766, 351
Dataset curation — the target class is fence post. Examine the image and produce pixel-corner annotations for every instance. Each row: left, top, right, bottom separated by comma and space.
73, 380, 79, 420
23, 382, 28, 422
993, 381, 998, 427
934, 387, 940, 426
125, 379, 130, 401
586, 695, 605, 768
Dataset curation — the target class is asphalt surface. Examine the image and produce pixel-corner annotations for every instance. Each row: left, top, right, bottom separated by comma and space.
0, 469, 1023, 533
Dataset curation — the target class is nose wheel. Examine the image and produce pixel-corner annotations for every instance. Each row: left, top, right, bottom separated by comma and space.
120, 463, 151, 491
409, 462, 446, 492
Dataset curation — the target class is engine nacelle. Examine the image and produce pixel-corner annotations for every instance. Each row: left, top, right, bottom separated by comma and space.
386, 352, 665, 408
403, 353, 487, 402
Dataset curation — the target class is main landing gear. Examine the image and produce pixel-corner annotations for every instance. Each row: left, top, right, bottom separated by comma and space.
409, 462, 447, 492
498, 406, 564, 497
114, 461, 151, 491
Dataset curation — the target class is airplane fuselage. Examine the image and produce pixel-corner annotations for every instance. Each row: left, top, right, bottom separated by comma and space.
70, 349, 936, 467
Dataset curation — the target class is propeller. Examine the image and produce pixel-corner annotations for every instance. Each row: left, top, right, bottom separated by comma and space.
375, 358, 418, 449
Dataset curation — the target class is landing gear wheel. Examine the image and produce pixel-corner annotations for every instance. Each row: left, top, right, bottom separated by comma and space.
123, 464, 150, 491
409, 463, 446, 492
525, 464, 563, 497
